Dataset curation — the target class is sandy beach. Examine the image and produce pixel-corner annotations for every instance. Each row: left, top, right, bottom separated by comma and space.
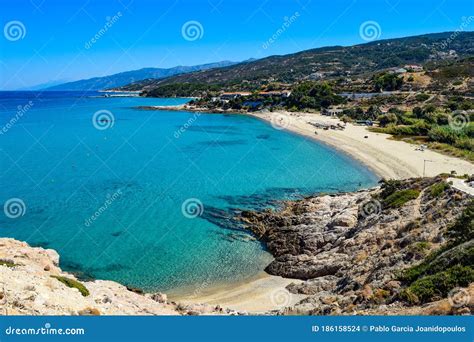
168, 272, 305, 313
250, 111, 474, 180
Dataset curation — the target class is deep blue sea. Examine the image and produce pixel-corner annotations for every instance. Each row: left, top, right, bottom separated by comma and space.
0, 91, 378, 292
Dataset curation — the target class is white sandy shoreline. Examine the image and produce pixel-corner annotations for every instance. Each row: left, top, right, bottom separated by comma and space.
167, 272, 305, 313
146, 104, 474, 179
249, 111, 474, 180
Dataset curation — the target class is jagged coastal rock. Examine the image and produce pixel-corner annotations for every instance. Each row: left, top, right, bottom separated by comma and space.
0, 239, 238, 315
239, 176, 473, 315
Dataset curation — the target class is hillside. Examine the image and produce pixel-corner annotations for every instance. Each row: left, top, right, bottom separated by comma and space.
45, 61, 237, 91
120, 31, 474, 96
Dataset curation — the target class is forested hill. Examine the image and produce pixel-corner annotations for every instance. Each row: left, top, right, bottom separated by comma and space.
119, 31, 474, 96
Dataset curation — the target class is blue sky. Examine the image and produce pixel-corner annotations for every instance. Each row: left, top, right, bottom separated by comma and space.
0, 0, 473, 90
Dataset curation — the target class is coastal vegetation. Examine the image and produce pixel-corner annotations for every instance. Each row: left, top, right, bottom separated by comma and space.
145, 83, 220, 97
0, 259, 16, 267
382, 189, 420, 208
399, 200, 474, 304
373, 72, 404, 91
372, 179, 422, 209
429, 181, 450, 197
51, 275, 90, 297
370, 103, 474, 161
184, 81, 345, 112
401, 265, 474, 304
285, 82, 344, 110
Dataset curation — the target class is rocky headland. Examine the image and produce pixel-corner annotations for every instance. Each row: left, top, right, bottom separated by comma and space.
239, 176, 474, 315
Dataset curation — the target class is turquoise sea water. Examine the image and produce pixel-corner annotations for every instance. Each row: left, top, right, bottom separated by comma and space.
0, 91, 378, 292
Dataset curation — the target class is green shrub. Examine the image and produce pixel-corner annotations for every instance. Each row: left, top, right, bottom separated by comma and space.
454, 137, 474, 152
429, 181, 450, 197
373, 72, 404, 91
51, 275, 90, 297
286, 81, 344, 110
400, 239, 474, 284
447, 200, 474, 244
415, 93, 430, 102
406, 242, 432, 259
384, 121, 431, 136
379, 179, 403, 199
378, 113, 398, 127
400, 265, 474, 304
408, 242, 431, 254
428, 126, 461, 144
0, 259, 16, 267
383, 189, 420, 208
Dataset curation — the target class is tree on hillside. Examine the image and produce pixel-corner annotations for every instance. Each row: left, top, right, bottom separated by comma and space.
286, 81, 344, 110
373, 72, 404, 91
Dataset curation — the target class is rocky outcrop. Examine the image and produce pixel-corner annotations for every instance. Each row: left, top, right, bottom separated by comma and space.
0, 239, 239, 316
239, 176, 473, 315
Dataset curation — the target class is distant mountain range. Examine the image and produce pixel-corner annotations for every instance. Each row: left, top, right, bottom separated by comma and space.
45, 61, 238, 91
117, 31, 474, 97
19, 79, 71, 91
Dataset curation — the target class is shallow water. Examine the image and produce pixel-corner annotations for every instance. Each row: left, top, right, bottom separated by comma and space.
0, 91, 378, 292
